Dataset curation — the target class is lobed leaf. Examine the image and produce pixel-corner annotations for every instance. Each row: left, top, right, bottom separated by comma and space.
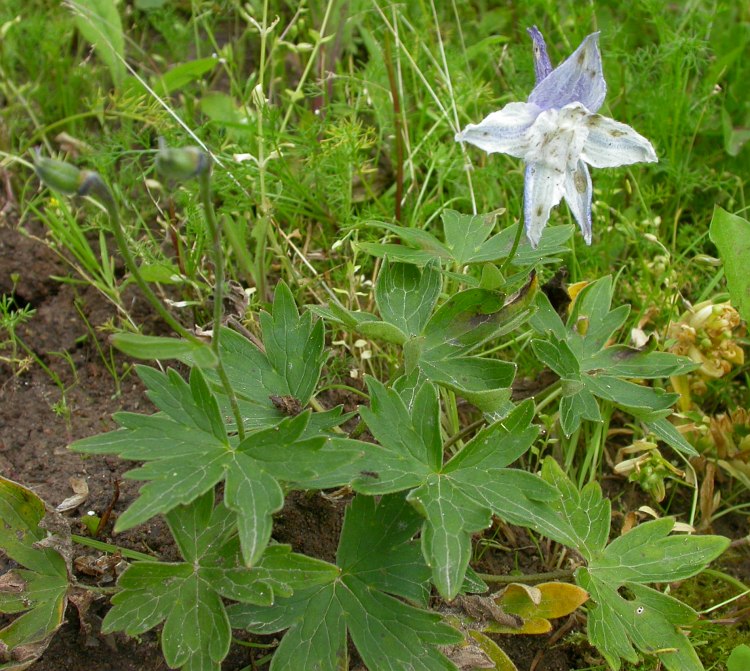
0, 478, 71, 666
375, 259, 442, 336
104, 494, 336, 671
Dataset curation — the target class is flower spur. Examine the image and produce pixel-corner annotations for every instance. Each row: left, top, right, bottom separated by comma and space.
456, 27, 657, 247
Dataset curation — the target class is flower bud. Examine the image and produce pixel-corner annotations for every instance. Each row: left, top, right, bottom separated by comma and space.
34, 151, 114, 207
34, 153, 87, 195
155, 138, 209, 182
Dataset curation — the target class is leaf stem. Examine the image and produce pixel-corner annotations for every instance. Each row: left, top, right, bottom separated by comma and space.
477, 568, 575, 584
100, 188, 202, 346
500, 220, 525, 276
199, 171, 246, 442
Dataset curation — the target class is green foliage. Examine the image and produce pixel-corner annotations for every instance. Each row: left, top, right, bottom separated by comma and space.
70, 283, 359, 567
103, 490, 337, 671
0, 477, 70, 667
228, 494, 463, 671
538, 460, 729, 671
728, 644, 750, 671
530, 276, 697, 448
315, 260, 536, 414
350, 381, 555, 599
2, 1, 744, 669
68, 0, 126, 88
709, 206, 750, 324
360, 211, 573, 268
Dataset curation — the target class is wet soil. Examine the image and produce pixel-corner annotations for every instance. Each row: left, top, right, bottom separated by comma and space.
1, 219, 748, 671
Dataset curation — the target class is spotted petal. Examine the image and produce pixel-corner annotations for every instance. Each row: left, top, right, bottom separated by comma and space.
563, 160, 593, 244
527, 26, 553, 84
528, 33, 606, 113
582, 114, 658, 168
523, 162, 567, 248
456, 102, 541, 157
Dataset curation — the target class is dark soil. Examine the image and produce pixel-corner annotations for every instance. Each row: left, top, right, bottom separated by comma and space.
1, 219, 748, 671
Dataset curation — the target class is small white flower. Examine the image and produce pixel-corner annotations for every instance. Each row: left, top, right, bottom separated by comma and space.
456, 27, 657, 247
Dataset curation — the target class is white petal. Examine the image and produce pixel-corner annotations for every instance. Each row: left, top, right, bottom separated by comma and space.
581, 114, 657, 168
524, 103, 590, 174
524, 162, 566, 247
563, 160, 593, 244
456, 102, 540, 157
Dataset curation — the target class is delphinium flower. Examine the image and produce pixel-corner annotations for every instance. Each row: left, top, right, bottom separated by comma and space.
456, 27, 657, 247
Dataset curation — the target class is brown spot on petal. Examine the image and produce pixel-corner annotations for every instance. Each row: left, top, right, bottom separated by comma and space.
609, 129, 626, 137
577, 51, 586, 65
574, 170, 587, 194
536, 206, 543, 217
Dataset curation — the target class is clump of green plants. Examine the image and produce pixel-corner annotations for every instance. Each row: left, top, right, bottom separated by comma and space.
2, 2, 749, 671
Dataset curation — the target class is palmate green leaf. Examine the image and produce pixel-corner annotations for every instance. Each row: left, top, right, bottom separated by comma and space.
592, 517, 730, 584
0, 477, 70, 667
352, 381, 555, 598
176, 287, 328, 431
579, 571, 706, 671
259, 281, 326, 405
229, 495, 461, 671
419, 356, 516, 415
103, 492, 336, 671
362, 214, 572, 267
529, 279, 695, 438
422, 272, 537, 359
71, 367, 360, 565
536, 461, 728, 671
538, 458, 610, 557
375, 259, 442, 336
442, 210, 499, 266
709, 206, 750, 323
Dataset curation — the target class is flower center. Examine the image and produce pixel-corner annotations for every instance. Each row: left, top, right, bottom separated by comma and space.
525, 103, 590, 173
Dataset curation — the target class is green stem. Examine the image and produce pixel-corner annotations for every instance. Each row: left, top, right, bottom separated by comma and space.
499, 220, 525, 276
279, 0, 335, 134
71, 534, 155, 562
477, 568, 575, 584
255, 0, 271, 301
102, 192, 202, 346
199, 172, 246, 442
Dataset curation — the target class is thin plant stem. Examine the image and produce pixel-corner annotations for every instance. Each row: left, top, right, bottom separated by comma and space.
477, 568, 575, 584
279, 0, 335, 134
500, 221, 526, 276
102, 192, 202, 345
199, 171, 246, 442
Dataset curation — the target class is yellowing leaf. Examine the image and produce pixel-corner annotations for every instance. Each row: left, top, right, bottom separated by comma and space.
498, 581, 588, 621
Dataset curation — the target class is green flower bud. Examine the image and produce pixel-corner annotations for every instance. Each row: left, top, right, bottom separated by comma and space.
155, 138, 209, 182
34, 152, 86, 195
34, 151, 115, 207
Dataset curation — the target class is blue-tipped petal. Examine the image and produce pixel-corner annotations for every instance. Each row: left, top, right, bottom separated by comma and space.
527, 26, 553, 84
455, 102, 540, 157
528, 33, 606, 113
581, 114, 658, 167
563, 160, 593, 244
523, 162, 567, 248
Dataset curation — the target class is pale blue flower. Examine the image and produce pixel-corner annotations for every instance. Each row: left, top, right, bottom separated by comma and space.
456, 27, 657, 247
